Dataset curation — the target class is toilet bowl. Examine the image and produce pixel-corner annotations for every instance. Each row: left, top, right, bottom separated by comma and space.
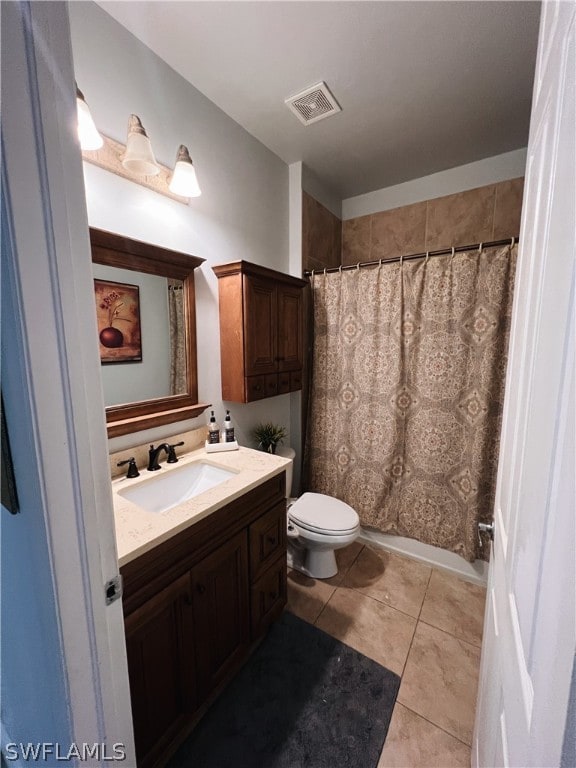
276, 447, 360, 579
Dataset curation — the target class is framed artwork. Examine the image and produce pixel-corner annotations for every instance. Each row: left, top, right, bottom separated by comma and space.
94, 278, 142, 363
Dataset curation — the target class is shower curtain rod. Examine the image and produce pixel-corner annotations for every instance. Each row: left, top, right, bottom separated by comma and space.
303, 236, 518, 277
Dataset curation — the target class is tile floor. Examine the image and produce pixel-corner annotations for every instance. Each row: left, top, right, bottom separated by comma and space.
286, 542, 487, 768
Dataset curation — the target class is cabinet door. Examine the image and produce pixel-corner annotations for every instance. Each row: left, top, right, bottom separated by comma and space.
191, 531, 250, 698
125, 572, 195, 768
277, 284, 303, 372
244, 275, 277, 375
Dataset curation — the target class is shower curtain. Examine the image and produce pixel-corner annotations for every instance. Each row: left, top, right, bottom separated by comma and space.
168, 279, 187, 395
305, 244, 517, 562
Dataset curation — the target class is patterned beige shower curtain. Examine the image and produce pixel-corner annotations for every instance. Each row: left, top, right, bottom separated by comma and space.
306, 244, 517, 562
168, 279, 187, 395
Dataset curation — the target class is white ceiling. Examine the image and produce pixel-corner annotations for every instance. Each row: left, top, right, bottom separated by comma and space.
96, 1, 540, 200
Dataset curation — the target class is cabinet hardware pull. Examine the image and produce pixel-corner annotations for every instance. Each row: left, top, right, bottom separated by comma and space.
196, 584, 206, 595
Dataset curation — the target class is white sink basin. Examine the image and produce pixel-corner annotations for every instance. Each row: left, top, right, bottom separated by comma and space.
117, 461, 237, 514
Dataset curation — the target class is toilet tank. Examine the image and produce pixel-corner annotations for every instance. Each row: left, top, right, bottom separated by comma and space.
275, 446, 295, 497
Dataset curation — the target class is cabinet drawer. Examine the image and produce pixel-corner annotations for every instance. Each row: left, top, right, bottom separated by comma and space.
249, 500, 287, 581
265, 373, 278, 397
246, 375, 267, 401
290, 371, 303, 391
277, 372, 291, 394
250, 555, 287, 639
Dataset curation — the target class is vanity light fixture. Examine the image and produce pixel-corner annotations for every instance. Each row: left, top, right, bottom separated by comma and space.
78, 85, 201, 204
121, 114, 160, 177
76, 84, 103, 150
169, 145, 201, 198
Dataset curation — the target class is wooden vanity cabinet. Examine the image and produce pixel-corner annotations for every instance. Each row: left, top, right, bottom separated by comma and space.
191, 530, 250, 699
120, 473, 287, 768
212, 261, 307, 402
124, 573, 196, 765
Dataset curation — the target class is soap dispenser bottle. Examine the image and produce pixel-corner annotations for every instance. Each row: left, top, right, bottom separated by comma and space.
223, 410, 235, 442
207, 410, 220, 444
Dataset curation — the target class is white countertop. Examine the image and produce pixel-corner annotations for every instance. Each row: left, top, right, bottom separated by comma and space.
112, 445, 290, 567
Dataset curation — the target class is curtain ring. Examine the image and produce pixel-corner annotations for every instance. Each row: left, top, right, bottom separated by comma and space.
311, 269, 315, 278
339, 264, 343, 274
478, 242, 483, 254
356, 262, 361, 271
510, 237, 515, 248
400, 254, 404, 267
425, 251, 430, 264
450, 246, 456, 262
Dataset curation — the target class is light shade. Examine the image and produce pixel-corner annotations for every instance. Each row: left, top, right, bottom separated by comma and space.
76, 86, 103, 151
121, 115, 159, 176
169, 145, 201, 198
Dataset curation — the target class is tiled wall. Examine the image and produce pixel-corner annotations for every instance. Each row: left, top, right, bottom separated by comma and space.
342, 178, 524, 265
302, 191, 342, 273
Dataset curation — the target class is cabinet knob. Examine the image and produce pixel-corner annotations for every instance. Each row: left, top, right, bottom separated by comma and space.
254, 384, 262, 392
196, 583, 206, 595
266, 536, 277, 546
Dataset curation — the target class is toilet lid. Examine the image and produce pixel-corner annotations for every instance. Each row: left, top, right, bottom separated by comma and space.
289, 492, 359, 535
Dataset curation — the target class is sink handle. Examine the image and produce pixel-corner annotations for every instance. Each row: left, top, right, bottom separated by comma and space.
117, 457, 140, 479
167, 441, 185, 463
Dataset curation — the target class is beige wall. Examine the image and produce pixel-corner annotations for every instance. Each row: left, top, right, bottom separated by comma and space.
342, 178, 524, 265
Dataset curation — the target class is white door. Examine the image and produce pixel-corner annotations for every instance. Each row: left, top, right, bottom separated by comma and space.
473, 2, 575, 767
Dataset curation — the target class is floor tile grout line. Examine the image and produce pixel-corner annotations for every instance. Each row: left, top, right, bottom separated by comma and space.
396, 702, 474, 749
313, 583, 338, 626
346, 543, 365, 572
417, 618, 484, 650
398, 614, 419, 680
344, 583, 429, 622
416, 567, 434, 622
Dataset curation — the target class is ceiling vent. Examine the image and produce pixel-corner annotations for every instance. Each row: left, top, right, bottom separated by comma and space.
285, 82, 341, 126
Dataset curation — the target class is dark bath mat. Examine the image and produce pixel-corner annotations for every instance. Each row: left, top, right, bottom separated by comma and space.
167, 611, 400, 768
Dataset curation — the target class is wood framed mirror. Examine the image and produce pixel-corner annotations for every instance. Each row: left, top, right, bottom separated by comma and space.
90, 228, 210, 437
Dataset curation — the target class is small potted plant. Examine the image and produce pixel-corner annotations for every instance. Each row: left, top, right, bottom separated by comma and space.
252, 422, 287, 454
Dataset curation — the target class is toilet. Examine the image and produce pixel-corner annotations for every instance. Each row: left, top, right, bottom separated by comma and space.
277, 447, 360, 579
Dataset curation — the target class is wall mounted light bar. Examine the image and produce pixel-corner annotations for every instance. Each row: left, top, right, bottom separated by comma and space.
76, 85, 201, 204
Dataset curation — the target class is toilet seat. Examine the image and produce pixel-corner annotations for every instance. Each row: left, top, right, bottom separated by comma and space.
288, 492, 359, 536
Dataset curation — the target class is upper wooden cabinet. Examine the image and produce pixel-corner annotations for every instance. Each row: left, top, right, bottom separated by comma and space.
213, 261, 307, 402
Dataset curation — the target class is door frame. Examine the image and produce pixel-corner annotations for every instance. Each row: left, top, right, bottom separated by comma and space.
1, 1, 135, 759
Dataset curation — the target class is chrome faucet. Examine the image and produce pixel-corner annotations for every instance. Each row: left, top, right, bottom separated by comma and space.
147, 443, 170, 471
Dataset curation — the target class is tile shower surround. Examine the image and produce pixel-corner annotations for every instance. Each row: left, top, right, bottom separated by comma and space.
341, 178, 524, 265
301, 177, 523, 273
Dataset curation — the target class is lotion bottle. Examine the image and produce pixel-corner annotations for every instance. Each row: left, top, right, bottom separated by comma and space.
223, 410, 235, 442
207, 410, 220, 444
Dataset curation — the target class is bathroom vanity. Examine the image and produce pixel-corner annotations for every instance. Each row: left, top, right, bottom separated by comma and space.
112, 446, 289, 767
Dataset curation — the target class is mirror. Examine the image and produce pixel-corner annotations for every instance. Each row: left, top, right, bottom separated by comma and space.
90, 228, 209, 437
